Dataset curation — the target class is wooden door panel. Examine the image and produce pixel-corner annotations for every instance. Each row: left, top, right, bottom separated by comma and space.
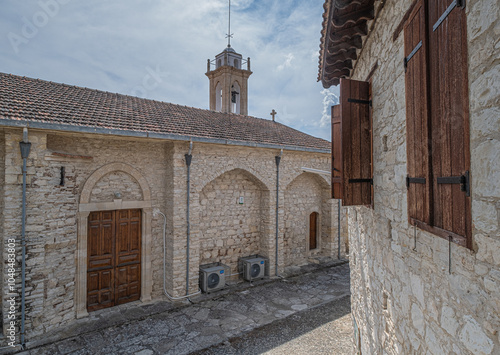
87, 269, 114, 312
130, 220, 141, 251
88, 211, 115, 269
87, 209, 141, 312
115, 264, 141, 305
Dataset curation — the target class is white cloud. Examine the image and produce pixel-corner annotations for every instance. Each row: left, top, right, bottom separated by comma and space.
277, 53, 294, 71
320, 88, 339, 128
0, 0, 332, 141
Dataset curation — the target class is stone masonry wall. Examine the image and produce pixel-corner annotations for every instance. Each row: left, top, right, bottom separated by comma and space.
1, 128, 334, 343
199, 169, 263, 275
347, 0, 500, 354
284, 173, 324, 266
90, 171, 143, 203
2, 131, 168, 338
167, 142, 334, 296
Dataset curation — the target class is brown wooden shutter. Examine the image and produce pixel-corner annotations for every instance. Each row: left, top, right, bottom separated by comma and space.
428, 0, 471, 246
331, 105, 342, 199
404, 0, 432, 225
339, 78, 372, 206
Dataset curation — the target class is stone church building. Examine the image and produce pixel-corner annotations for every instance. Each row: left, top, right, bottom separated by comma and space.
0, 44, 338, 344
319, 0, 499, 354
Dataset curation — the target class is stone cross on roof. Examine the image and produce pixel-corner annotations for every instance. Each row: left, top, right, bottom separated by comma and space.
270, 109, 277, 122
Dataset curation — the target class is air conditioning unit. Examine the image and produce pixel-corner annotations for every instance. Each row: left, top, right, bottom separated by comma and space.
199, 265, 226, 293
243, 257, 266, 281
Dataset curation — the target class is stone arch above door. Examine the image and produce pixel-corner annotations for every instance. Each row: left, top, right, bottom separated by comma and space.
80, 162, 152, 205
76, 162, 153, 319
283, 171, 331, 192
197, 165, 271, 194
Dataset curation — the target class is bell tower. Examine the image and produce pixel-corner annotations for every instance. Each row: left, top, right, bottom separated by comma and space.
206, 0, 252, 115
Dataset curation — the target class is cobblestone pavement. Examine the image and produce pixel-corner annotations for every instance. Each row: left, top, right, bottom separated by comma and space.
193, 295, 353, 355
17, 260, 351, 355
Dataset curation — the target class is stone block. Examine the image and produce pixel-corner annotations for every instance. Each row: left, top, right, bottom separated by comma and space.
459, 315, 494, 355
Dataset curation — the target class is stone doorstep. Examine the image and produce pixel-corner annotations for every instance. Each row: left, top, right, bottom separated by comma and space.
15, 258, 348, 354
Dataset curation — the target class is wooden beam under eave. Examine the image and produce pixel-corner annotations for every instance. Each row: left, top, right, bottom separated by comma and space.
328, 23, 368, 43
325, 49, 358, 66
333, 0, 372, 10
328, 36, 363, 53
324, 61, 353, 75
322, 76, 341, 88
324, 69, 351, 82
332, 5, 374, 28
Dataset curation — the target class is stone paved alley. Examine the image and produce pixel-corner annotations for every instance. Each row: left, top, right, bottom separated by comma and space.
14, 260, 351, 355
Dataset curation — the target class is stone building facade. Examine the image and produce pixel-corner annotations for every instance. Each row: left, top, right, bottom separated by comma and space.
319, 0, 499, 354
0, 73, 342, 345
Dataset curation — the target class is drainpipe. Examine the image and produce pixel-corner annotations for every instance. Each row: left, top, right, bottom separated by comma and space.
19, 128, 31, 349
338, 200, 341, 259
154, 209, 200, 300
275, 149, 283, 277
185, 141, 193, 296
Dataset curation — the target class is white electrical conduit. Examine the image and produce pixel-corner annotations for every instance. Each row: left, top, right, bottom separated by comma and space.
154, 209, 201, 300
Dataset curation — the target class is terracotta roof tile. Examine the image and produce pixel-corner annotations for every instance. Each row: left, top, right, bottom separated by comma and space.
0, 72, 330, 151
318, 0, 376, 88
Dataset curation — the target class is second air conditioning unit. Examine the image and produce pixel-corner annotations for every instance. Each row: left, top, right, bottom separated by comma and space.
199, 265, 226, 293
243, 257, 266, 281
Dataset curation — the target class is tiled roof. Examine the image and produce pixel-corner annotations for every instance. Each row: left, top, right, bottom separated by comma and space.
318, 0, 376, 88
0, 72, 330, 151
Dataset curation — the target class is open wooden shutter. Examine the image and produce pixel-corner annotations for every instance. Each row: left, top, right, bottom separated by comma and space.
339, 78, 372, 206
331, 105, 342, 199
404, 0, 432, 225
428, 0, 471, 246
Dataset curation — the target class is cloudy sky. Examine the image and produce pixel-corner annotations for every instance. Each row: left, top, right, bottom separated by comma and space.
0, 0, 339, 141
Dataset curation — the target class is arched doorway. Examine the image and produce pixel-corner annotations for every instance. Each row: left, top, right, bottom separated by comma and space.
309, 212, 319, 250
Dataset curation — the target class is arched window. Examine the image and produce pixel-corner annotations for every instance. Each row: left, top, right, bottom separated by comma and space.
231, 81, 241, 114
309, 212, 318, 250
215, 82, 222, 111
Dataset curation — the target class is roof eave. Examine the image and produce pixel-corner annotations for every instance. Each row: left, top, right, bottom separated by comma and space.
0, 118, 331, 154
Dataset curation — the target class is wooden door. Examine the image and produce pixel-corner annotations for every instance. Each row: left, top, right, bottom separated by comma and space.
309, 212, 318, 250
87, 209, 141, 312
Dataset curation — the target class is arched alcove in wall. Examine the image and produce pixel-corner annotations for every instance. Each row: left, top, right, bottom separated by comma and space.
283, 172, 330, 267
75, 162, 153, 318
197, 168, 270, 274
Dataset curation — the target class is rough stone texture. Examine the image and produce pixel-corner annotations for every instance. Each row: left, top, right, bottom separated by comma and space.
347, 0, 500, 354
0, 128, 335, 344
284, 173, 330, 266
90, 171, 143, 203
198, 169, 263, 274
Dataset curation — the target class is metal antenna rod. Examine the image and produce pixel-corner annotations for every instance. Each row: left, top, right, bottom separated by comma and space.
226, 0, 233, 47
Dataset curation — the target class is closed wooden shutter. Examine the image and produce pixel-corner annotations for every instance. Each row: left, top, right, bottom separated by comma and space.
404, 0, 432, 225
340, 78, 372, 206
331, 104, 342, 199
428, 0, 471, 246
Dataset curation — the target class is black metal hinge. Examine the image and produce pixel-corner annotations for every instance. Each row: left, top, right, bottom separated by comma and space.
349, 178, 373, 185
404, 40, 422, 72
347, 98, 372, 107
436, 170, 470, 197
406, 175, 426, 189
433, 0, 466, 32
